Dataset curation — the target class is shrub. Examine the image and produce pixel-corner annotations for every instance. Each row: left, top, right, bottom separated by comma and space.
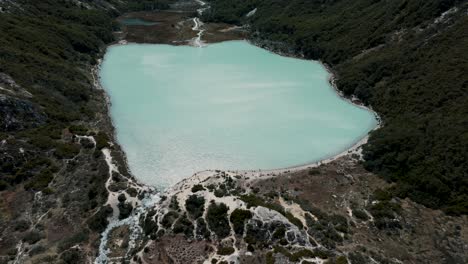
240, 194, 285, 215
118, 202, 133, 219
285, 212, 303, 229
369, 201, 401, 219
185, 195, 205, 219
229, 208, 252, 235
95, 132, 110, 149
58, 231, 89, 251
23, 231, 43, 244
0, 180, 9, 191
24, 169, 55, 191
348, 252, 369, 264
127, 187, 138, 197
60, 248, 83, 264
335, 256, 349, 264
308, 169, 320, 175
206, 202, 230, 239
15, 219, 30, 231
217, 246, 235, 255
169, 196, 179, 211
161, 211, 179, 229
42, 187, 54, 195
272, 226, 286, 240
68, 124, 88, 134
330, 214, 348, 233
29, 245, 45, 256
54, 142, 80, 159
214, 187, 228, 197
195, 218, 211, 239
191, 184, 205, 192
173, 214, 194, 237
30, 135, 54, 150
118, 193, 126, 202
353, 209, 369, 221
274, 246, 329, 262
87, 205, 112, 232
142, 211, 158, 236
266, 251, 275, 264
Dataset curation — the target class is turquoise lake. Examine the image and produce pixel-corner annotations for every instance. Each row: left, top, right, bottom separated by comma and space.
100, 41, 377, 187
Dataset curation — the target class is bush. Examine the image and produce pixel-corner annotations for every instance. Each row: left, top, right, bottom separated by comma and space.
272, 226, 286, 240
142, 210, 158, 236
195, 218, 211, 239
161, 211, 179, 229
206, 202, 230, 239
217, 246, 235, 255
30, 135, 54, 150
266, 251, 275, 264
118, 202, 133, 219
58, 231, 89, 251
95, 132, 110, 150
335, 256, 349, 264
169, 196, 179, 211
127, 187, 138, 197
330, 214, 348, 233
240, 194, 285, 215
23, 231, 43, 244
87, 205, 112, 232
29, 245, 46, 256
274, 246, 329, 262
54, 142, 80, 159
60, 248, 83, 264
15, 219, 30, 231
285, 212, 303, 229
353, 209, 369, 221
68, 124, 88, 134
369, 200, 401, 219
230, 208, 252, 235
24, 169, 55, 191
185, 195, 205, 219
0, 180, 9, 191
173, 214, 194, 237
214, 187, 228, 197
191, 184, 205, 192
308, 169, 320, 175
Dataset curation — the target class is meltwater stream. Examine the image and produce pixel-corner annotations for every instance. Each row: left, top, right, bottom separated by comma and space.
100, 41, 377, 188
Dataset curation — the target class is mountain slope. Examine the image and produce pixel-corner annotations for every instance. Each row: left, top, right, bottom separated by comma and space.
0, 1, 162, 262
204, 0, 468, 214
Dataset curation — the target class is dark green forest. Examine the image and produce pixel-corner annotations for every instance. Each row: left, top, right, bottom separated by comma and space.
204, 0, 468, 214
0, 0, 165, 193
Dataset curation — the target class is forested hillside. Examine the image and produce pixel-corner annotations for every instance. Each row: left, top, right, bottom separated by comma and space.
0, 0, 169, 192
204, 0, 468, 214
0, 1, 166, 262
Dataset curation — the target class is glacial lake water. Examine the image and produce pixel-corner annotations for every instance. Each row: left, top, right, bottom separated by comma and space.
100, 41, 377, 187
